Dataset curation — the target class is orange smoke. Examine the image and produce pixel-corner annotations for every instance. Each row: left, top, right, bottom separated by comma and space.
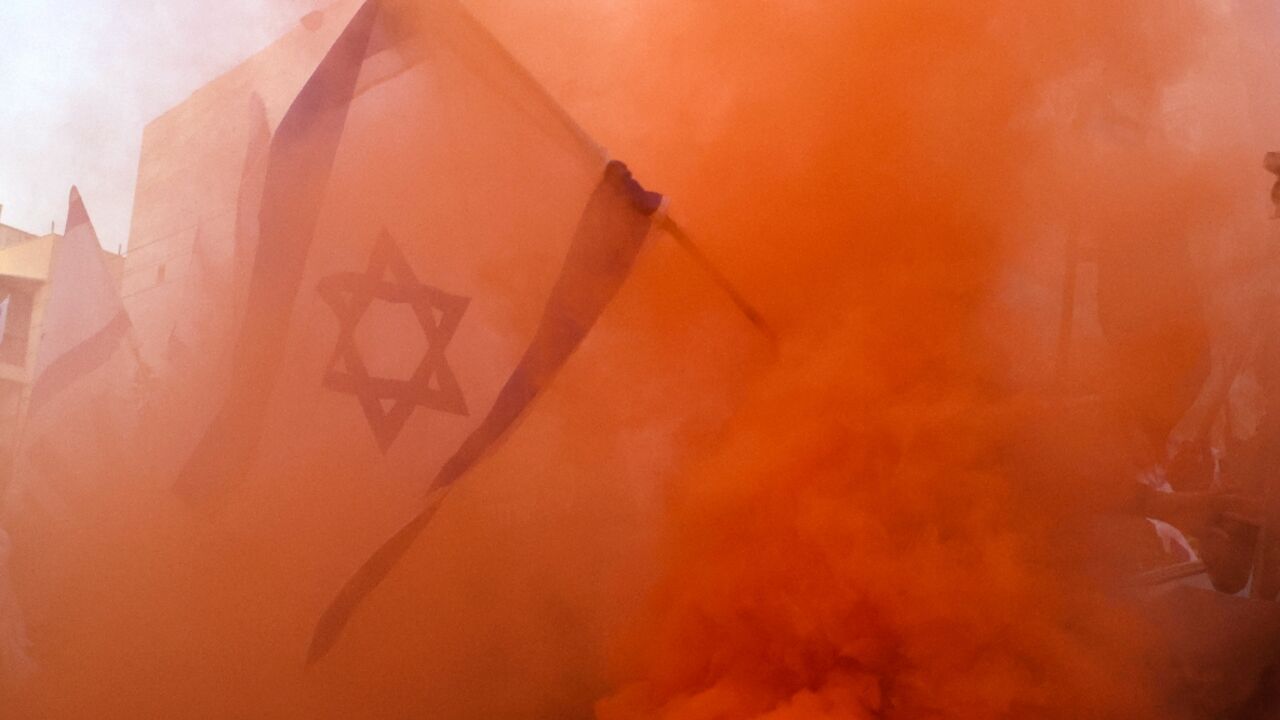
517, 0, 1271, 717
7, 0, 1279, 718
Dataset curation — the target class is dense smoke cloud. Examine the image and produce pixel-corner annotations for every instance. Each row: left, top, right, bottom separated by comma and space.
469, 0, 1279, 717
7, 0, 1280, 718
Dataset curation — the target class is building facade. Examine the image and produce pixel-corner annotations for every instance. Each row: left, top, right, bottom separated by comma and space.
121, 1, 361, 369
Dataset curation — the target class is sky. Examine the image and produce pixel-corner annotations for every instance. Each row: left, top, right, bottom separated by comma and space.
0, 0, 324, 250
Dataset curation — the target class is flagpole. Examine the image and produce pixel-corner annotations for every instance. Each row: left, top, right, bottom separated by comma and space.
445, 0, 777, 347
659, 215, 778, 348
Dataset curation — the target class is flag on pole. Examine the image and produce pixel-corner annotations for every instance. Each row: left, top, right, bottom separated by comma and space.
176, 0, 664, 498
27, 189, 132, 414
166, 0, 675, 658
8, 188, 140, 514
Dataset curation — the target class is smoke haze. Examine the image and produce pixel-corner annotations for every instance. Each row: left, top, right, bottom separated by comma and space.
8, 0, 1280, 718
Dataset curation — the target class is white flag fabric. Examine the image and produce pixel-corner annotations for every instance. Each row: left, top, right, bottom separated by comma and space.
166, 0, 668, 661
27, 189, 132, 413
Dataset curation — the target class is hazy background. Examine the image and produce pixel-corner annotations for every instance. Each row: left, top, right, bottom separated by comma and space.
10, 1, 1280, 718
0, 0, 324, 248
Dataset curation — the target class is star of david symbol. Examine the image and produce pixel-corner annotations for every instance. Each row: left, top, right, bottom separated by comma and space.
317, 230, 469, 452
